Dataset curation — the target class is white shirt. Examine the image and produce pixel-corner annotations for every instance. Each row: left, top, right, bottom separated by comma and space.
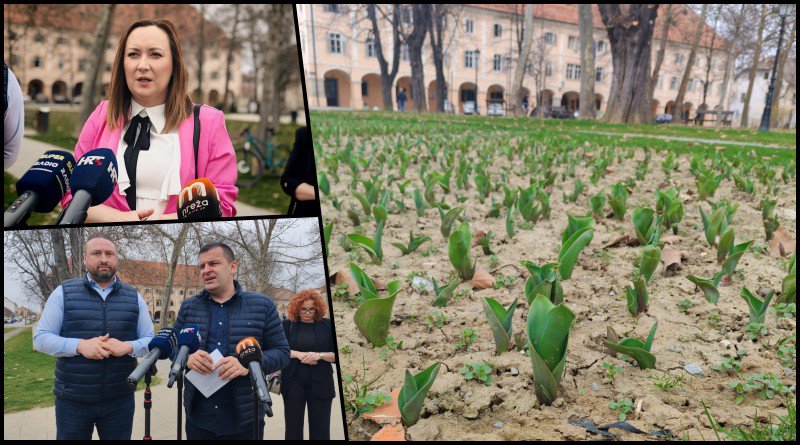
116, 100, 182, 215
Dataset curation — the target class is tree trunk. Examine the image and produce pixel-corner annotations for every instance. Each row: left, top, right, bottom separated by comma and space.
73, 4, 115, 139
51, 230, 71, 285
716, 4, 746, 126
650, 4, 673, 99
771, 19, 796, 129
428, 4, 448, 113
223, 4, 241, 112
195, 4, 207, 103
510, 5, 534, 117
578, 4, 596, 119
701, 8, 720, 108
157, 224, 190, 330
674, 4, 708, 121
598, 4, 659, 124
405, 5, 430, 112
68, 227, 84, 277
367, 5, 401, 110
740, 4, 767, 128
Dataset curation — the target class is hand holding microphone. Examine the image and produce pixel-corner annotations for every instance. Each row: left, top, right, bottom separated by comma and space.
4, 150, 74, 228
57, 148, 119, 225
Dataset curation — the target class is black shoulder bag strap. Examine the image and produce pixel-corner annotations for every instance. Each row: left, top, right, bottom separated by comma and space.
193, 104, 201, 179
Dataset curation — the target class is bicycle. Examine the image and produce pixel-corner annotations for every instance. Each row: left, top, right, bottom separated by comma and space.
234, 126, 289, 188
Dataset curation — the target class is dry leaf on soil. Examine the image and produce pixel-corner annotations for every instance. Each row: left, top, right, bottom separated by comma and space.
470, 269, 496, 290
767, 228, 796, 258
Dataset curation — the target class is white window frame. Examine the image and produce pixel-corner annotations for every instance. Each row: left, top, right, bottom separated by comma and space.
328, 32, 344, 55
492, 54, 502, 71
465, 18, 474, 34
544, 32, 556, 46
464, 50, 476, 69
493, 23, 502, 38
566, 63, 581, 80
568, 35, 579, 51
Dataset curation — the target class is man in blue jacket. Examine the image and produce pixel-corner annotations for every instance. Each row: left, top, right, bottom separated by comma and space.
175, 242, 290, 440
33, 236, 155, 440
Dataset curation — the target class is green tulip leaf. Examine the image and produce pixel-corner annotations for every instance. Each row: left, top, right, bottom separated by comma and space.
398, 363, 441, 427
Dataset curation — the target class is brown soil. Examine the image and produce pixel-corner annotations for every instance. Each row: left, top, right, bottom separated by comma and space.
323, 143, 796, 441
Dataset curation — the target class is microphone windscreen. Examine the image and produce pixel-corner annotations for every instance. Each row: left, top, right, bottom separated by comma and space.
177, 324, 201, 353
235, 337, 263, 365
177, 178, 223, 220
148, 327, 178, 359
70, 148, 119, 205
15, 150, 75, 212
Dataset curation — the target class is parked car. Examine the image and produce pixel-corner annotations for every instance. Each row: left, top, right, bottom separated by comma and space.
530, 105, 572, 119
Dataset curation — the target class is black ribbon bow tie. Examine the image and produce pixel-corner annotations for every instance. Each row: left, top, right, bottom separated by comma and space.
122, 114, 152, 210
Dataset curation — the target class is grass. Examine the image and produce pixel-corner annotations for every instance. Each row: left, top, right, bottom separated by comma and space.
4, 328, 161, 414
702, 398, 796, 441
12, 109, 301, 216
311, 110, 796, 163
4, 172, 55, 226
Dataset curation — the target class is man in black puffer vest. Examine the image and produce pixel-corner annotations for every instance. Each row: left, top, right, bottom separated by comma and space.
33, 236, 155, 440
175, 242, 289, 440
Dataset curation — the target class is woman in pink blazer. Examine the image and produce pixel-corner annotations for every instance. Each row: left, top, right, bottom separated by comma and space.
61, 18, 237, 222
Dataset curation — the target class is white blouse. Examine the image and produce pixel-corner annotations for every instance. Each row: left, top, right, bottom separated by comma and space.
116, 100, 182, 215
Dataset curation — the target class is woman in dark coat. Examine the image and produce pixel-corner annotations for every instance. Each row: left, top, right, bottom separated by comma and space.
280, 126, 320, 217
281, 290, 336, 440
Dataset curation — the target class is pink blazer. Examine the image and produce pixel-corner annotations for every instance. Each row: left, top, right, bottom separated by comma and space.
60, 100, 238, 216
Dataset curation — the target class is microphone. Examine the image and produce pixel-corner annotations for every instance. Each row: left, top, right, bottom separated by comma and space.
4, 150, 74, 228
235, 337, 273, 417
127, 327, 178, 389
167, 324, 201, 388
177, 178, 222, 220
57, 148, 118, 225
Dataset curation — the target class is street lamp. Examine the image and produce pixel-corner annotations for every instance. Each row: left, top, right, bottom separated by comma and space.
474, 49, 480, 114
758, 4, 795, 131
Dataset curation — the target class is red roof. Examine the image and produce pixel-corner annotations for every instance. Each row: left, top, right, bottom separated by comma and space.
470, 4, 727, 49
115, 259, 203, 288
4, 4, 231, 46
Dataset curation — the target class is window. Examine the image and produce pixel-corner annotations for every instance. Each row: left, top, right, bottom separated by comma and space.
400, 43, 409, 62
763, 71, 769, 80
670, 76, 678, 90
366, 38, 376, 58
687, 78, 694, 92
465, 18, 474, 34
464, 50, 476, 68
740, 93, 746, 103
545, 61, 553, 77
57, 59, 65, 70
544, 32, 556, 46
32, 56, 42, 68
56, 36, 67, 45
657, 75, 663, 89
566, 63, 581, 80
493, 24, 502, 38
568, 36, 579, 51
170, 301, 174, 307
596, 40, 607, 53
179, 290, 184, 295
328, 32, 344, 54
78, 59, 87, 72
34, 33, 44, 43
210, 71, 219, 80
361, 80, 368, 97
324, 4, 341, 13
156, 300, 162, 307
596, 67, 604, 83
674, 53, 684, 64
493, 54, 502, 71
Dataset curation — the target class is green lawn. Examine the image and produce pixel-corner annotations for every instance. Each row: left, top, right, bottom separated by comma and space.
12, 109, 300, 216
4, 172, 55, 226
4, 328, 160, 414
311, 110, 796, 163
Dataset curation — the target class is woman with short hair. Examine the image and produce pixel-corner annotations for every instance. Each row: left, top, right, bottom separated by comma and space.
282, 290, 336, 440
62, 19, 238, 222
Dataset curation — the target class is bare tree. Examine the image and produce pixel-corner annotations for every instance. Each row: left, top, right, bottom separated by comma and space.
716, 4, 748, 125
578, 4, 596, 119
700, 6, 721, 109
255, 4, 295, 141
367, 4, 402, 111
650, 4, 674, 99
72, 4, 115, 139
195, 4, 207, 102
509, 5, 534, 117
598, 4, 659, 124
772, 18, 796, 128
674, 4, 708, 121
145, 224, 191, 329
398, 5, 430, 112
740, 4, 768, 128
428, 5, 448, 113
222, 4, 242, 112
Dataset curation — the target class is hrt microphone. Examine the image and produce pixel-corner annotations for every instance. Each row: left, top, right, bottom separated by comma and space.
4, 150, 74, 228
57, 148, 118, 225
235, 337, 273, 417
177, 178, 223, 220
167, 324, 201, 388
127, 327, 178, 389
